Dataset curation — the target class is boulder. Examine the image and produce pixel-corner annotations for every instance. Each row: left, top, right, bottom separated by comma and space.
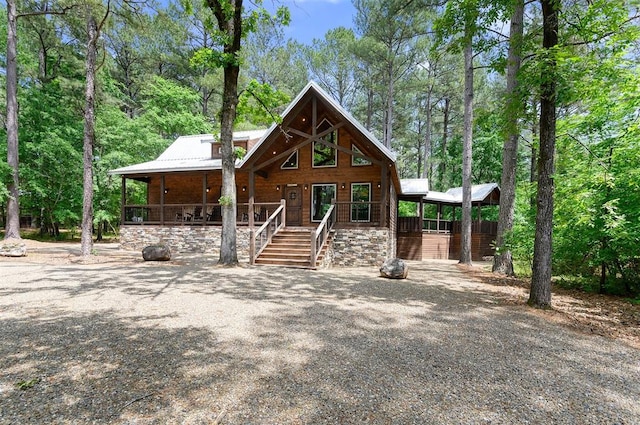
142, 245, 171, 261
380, 258, 409, 279
0, 242, 27, 257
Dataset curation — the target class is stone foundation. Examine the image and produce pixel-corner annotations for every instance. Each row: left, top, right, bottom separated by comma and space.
119, 226, 251, 262
330, 228, 391, 267
120, 225, 392, 267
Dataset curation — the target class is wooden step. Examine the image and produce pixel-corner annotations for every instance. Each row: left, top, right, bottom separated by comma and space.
254, 227, 332, 269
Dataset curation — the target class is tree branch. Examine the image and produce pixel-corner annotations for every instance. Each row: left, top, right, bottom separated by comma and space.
17, 5, 78, 19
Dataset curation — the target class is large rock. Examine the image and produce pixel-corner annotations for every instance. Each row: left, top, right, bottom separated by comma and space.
380, 258, 409, 279
142, 245, 171, 261
0, 242, 27, 257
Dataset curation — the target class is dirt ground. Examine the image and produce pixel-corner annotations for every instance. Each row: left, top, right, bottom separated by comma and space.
1, 239, 639, 424
460, 264, 640, 349
3, 238, 640, 350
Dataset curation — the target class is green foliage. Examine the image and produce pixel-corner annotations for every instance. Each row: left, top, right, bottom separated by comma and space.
236, 80, 290, 126
138, 76, 212, 138
234, 146, 247, 160
189, 1, 290, 70
398, 201, 419, 217
0, 160, 11, 203
219, 195, 234, 206
16, 378, 40, 391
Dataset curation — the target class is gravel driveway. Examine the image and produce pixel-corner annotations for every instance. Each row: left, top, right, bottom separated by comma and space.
1, 247, 639, 424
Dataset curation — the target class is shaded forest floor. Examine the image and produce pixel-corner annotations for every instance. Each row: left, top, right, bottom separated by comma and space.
461, 264, 640, 349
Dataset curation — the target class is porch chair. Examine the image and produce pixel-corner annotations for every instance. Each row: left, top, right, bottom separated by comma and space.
207, 206, 222, 222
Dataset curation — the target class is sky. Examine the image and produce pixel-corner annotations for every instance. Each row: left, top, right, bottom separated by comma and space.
276, 0, 357, 44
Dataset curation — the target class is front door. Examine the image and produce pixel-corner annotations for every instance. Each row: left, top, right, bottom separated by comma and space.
285, 186, 302, 226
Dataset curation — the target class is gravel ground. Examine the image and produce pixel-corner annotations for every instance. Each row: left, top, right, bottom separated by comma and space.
1, 244, 639, 424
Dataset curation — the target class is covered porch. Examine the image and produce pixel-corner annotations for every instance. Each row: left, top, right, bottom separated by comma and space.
397, 183, 500, 261
119, 172, 389, 229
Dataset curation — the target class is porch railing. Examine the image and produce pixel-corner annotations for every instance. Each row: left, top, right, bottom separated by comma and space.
250, 199, 286, 265
333, 201, 382, 226
310, 203, 336, 269
423, 218, 453, 233
123, 203, 279, 226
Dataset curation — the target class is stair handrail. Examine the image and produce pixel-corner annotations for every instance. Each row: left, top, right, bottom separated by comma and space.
310, 203, 336, 268
251, 200, 286, 264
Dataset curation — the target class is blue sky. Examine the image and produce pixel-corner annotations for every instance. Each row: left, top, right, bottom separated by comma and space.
276, 0, 357, 44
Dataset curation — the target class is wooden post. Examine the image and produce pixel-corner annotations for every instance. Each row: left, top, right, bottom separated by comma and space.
281, 198, 286, 227
121, 176, 126, 225
160, 175, 165, 225
249, 170, 256, 264
202, 173, 207, 222
380, 167, 388, 227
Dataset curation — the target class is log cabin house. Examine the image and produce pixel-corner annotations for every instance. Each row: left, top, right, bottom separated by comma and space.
110, 81, 497, 267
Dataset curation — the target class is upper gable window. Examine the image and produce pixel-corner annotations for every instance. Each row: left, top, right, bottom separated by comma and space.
281, 150, 298, 169
351, 144, 372, 166
313, 119, 337, 168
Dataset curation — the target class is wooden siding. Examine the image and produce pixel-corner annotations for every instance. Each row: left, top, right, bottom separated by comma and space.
400, 230, 496, 261
449, 233, 496, 261
422, 233, 450, 260
398, 233, 422, 260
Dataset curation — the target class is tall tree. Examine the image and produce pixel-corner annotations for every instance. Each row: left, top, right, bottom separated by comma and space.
459, 6, 475, 265
80, 6, 105, 257
493, 0, 525, 276
529, 0, 559, 308
354, 0, 429, 148
304, 27, 360, 110
4, 0, 19, 239
192, 0, 288, 265
4, 1, 74, 240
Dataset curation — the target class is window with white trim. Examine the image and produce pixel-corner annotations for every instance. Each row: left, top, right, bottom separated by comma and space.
281, 150, 298, 169
313, 119, 337, 168
351, 144, 372, 166
351, 183, 371, 222
311, 184, 336, 222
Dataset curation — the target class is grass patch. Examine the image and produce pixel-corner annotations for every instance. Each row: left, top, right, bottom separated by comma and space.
1, 228, 118, 243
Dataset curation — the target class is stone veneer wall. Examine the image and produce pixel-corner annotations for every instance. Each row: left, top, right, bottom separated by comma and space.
330, 228, 391, 267
120, 225, 391, 267
120, 226, 251, 262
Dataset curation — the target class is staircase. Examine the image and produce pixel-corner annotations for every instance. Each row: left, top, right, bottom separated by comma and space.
254, 227, 333, 269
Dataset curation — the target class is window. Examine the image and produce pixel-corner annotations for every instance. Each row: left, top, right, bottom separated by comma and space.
311, 184, 336, 222
281, 150, 298, 169
313, 119, 337, 168
351, 183, 371, 222
351, 144, 372, 166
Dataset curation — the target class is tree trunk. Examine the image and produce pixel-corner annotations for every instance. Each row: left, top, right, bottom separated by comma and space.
219, 64, 240, 265
5, 0, 21, 240
439, 97, 450, 191
383, 73, 394, 148
493, 0, 524, 276
422, 92, 432, 180
366, 86, 374, 131
459, 34, 474, 266
81, 14, 98, 257
205, 0, 244, 265
529, 0, 559, 309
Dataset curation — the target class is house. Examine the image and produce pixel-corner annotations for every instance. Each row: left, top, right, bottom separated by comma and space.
111, 82, 500, 268
110, 81, 430, 267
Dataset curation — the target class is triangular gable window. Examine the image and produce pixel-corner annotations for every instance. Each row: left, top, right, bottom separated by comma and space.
281, 150, 298, 169
351, 144, 372, 166
313, 119, 337, 168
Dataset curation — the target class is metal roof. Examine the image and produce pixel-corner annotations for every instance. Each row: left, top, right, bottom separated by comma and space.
424, 183, 500, 205
400, 178, 429, 196
109, 130, 268, 175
